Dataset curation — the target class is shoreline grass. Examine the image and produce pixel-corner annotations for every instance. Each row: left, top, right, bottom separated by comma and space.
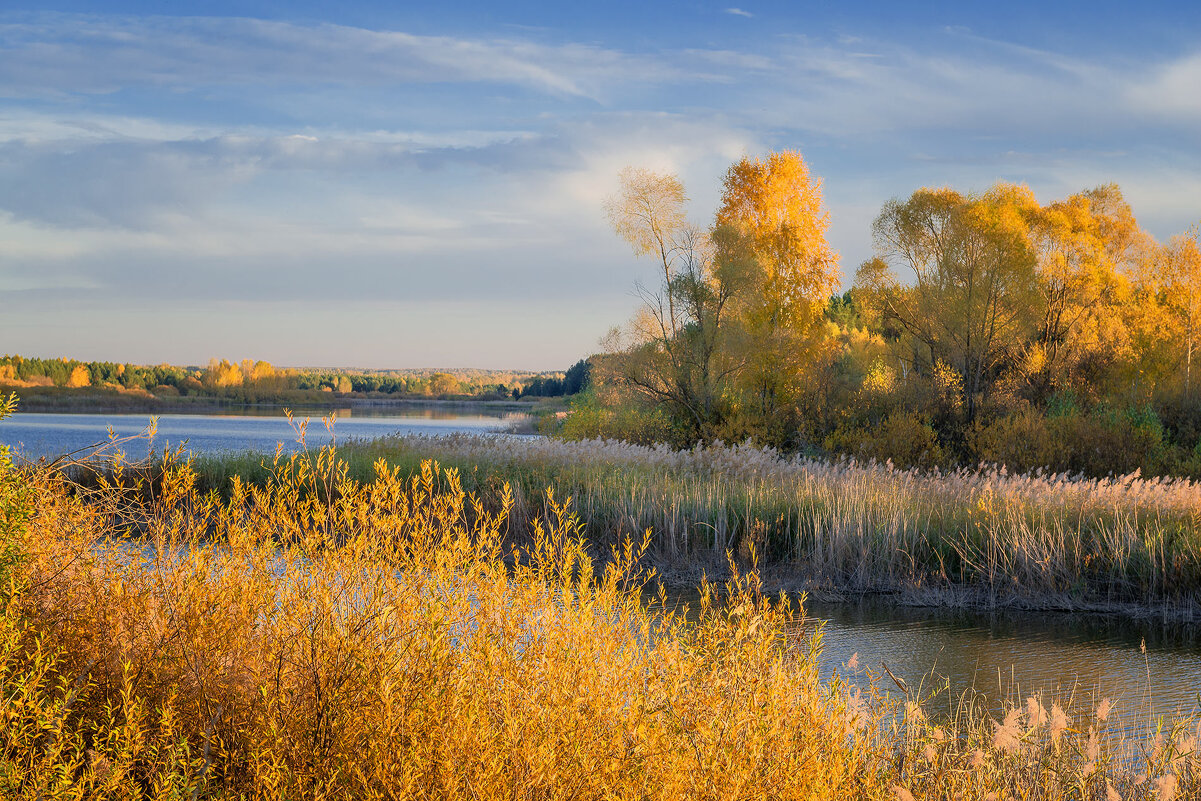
3, 439, 1198, 798
154, 433, 1201, 619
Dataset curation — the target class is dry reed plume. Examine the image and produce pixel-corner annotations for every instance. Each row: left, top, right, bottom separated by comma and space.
275, 433, 1201, 613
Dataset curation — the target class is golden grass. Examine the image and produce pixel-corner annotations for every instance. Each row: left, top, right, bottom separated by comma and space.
187, 431, 1201, 612
3, 438, 1199, 799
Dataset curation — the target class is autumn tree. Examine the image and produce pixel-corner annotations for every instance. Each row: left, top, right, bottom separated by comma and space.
1022, 184, 1141, 400
714, 151, 840, 425
1160, 227, 1201, 397
65, 364, 91, 389
604, 168, 742, 439
203, 359, 243, 389
428, 372, 460, 396
856, 184, 1041, 423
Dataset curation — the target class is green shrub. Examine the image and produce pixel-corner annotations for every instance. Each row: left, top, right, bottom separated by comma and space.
557, 390, 685, 446
968, 410, 1068, 474
825, 412, 945, 469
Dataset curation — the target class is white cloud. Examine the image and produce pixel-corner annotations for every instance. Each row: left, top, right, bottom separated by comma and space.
725, 8, 754, 18
2, 11, 1201, 366
1126, 51, 1201, 121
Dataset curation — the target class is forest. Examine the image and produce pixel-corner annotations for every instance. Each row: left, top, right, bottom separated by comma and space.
0, 355, 578, 403
564, 152, 1201, 479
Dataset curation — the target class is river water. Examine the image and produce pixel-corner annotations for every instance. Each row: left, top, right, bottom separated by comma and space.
4, 410, 1199, 721
0, 407, 512, 461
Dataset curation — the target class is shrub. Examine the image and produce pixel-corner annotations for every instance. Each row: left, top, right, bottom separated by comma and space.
0, 394, 29, 591
968, 409, 1068, 474
825, 412, 945, 469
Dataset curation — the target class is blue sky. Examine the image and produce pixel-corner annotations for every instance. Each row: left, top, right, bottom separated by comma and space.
2, 2, 1200, 369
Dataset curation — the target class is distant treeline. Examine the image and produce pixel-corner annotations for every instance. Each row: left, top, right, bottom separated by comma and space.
0, 355, 592, 403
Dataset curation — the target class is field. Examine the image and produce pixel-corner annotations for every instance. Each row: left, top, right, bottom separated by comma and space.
2, 426, 1199, 799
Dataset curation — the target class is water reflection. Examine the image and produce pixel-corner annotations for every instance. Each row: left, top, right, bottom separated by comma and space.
662, 592, 1201, 718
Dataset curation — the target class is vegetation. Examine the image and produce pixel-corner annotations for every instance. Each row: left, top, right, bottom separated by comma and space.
590, 154, 1201, 480
0, 356, 585, 408
83, 430, 1196, 616
1, 429, 1197, 798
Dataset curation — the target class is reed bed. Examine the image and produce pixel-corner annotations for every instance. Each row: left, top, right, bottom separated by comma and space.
2, 437, 1198, 799
186, 433, 1201, 613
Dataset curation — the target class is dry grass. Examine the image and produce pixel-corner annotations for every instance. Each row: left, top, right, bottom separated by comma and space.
186, 433, 1201, 613
2, 431, 1199, 799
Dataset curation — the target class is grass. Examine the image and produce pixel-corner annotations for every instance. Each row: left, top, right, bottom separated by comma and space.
2, 433, 1198, 799
157, 431, 1201, 616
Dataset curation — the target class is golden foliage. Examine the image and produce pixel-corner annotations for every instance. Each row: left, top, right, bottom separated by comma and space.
64, 364, 91, 389
1, 426, 1199, 798
716, 150, 840, 319
5, 448, 873, 799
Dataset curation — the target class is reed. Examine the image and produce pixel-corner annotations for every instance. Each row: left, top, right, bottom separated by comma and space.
179, 432, 1201, 613
2, 437, 1197, 798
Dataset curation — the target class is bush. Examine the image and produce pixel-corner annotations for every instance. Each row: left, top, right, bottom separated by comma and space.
0, 394, 29, 591
825, 412, 944, 469
968, 410, 1068, 474
557, 390, 686, 446
1050, 405, 1166, 477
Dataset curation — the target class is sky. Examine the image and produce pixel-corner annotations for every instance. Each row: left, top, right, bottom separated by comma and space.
2, 2, 1201, 370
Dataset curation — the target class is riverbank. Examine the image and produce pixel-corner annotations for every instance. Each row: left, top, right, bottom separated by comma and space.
4, 444, 1197, 799
3, 384, 566, 416
77, 432, 1201, 621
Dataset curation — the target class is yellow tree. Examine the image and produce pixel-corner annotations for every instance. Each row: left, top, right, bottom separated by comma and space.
1161, 227, 1201, 397
715, 151, 840, 422
65, 364, 91, 388
605, 168, 743, 438
605, 167, 688, 337
857, 184, 1041, 422
1024, 185, 1140, 399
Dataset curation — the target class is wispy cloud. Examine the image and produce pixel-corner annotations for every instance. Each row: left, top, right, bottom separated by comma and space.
0, 14, 691, 101
725, 8, 754, 18
1, 9, 1199, 366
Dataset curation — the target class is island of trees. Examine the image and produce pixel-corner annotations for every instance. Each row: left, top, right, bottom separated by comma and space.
562, 151, 1201, 479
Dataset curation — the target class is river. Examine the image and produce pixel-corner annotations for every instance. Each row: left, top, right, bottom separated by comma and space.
0, 407, 514, 461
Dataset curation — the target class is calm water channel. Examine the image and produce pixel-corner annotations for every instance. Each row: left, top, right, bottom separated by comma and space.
0, 408, 511, 461
4, 410, 1200, 720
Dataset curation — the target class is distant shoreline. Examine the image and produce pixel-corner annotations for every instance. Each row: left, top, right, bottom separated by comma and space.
7, 389, 558, 417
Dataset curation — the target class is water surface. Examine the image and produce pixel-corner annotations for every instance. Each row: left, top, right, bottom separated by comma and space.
1, 409, 511, 461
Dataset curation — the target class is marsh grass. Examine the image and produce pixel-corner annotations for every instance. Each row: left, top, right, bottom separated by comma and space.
161, 432, 1201, 614
2, 434, 1198, 799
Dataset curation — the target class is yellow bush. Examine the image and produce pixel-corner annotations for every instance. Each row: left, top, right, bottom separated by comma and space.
3, 440, 1198, 799
8, 451, 866, 799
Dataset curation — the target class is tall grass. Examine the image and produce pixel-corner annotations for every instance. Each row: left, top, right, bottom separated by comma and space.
2, 439, 1198, 798
182, 433, 1201, 614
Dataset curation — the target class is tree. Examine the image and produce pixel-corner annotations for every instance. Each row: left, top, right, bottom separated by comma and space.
65, 364, 91, 389
1161, 227, 1201, 397
1023, 184, 1140, 400
605, 168, 741, 440
428, 372, 460, 396
856, 184, 1041, 422
715, 151, 840, 423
